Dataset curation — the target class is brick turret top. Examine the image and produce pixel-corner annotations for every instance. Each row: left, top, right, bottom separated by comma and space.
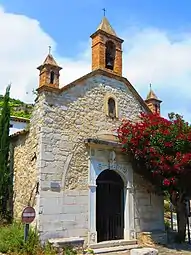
96, 17, 117, 36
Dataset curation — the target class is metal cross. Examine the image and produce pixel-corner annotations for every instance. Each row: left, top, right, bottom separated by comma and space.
48, 46, 51, 54
102, 8, 106, 16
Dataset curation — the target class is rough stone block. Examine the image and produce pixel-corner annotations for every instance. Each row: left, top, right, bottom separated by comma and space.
130, 248, 158, 255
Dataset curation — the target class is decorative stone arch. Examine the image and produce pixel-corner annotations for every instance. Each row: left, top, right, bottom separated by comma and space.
88, 148, 135, 244
104, 93, 119, 118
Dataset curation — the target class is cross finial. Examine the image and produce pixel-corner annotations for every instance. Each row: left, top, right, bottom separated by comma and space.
149, 83, 152, 90
48, 46, 51, 55
102, 8, 106, 17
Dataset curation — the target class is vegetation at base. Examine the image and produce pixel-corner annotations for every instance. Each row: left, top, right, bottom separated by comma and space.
0, 94, 33, 119
0, 222, 81, 255
0, 222, 57, 255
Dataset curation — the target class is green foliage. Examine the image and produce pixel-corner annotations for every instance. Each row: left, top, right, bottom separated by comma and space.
0, 85, 12, 220
164, 218, 170, 230
0, 94, 32, 119
164, 200, 171, 213
0, 222, 57, 255
63, 246, 77, 255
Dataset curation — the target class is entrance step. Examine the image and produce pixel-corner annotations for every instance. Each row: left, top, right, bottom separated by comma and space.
89, 239, 137, 249
92, 244, 139, 254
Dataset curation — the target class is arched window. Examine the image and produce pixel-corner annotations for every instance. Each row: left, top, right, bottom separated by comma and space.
50, 71, 55, 84
105, 41, 116, 70
155, 104, 158, 114
108, 98, 116, 118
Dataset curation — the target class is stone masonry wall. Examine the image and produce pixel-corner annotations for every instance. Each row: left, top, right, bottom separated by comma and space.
37, 74, 146, 241
11, 132, 38, 219
133, 173, 165, 233
10, 93, 46, 222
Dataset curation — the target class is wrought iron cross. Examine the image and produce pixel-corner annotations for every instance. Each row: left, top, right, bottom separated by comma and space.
102, 8, 106, 16
48, 46, 51, 54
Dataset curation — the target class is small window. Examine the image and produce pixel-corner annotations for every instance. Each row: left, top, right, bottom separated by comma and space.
50, 71, 55, 84
108, 98, 116, 118
10, 124, 13, 128
155, 104, 158, 113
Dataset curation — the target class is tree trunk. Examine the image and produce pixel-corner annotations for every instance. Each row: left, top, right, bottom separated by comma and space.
171, 191, 187, 243
177, 207, 187, 242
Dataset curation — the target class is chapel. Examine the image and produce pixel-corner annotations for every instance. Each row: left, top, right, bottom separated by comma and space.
10, 15, 166, 251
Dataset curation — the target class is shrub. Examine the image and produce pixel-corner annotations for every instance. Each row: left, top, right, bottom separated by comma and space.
0, 222, 57, 255
164, 200, 170, 213
164, 218, 170, 230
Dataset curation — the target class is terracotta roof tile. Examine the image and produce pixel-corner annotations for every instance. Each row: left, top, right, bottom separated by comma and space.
10, 129, 28, 138
97, 17, 117, 36
146, 89, 158, 100
43, 54, 59, 66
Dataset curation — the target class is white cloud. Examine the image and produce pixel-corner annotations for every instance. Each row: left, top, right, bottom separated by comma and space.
121, 28, 191, 119
1, 6, 191, 120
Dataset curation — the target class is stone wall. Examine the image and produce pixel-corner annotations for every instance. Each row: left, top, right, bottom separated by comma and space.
38, 190, 88, 241
11, 132, 38, 219
133, 173, 164, 233
40, 74, 143, 190
10, 94, 46, 221
37, 74, 144, 241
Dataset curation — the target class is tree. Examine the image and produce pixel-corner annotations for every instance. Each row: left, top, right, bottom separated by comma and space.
0, 84, 12, 221
117, 112, 191, 242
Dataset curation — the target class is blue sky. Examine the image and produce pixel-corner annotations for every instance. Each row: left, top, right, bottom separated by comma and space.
2, 0, 191, 56
0, 0, 191, 120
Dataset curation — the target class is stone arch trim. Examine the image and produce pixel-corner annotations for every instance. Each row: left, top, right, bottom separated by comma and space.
96, 167, 127, 187
88, 150, 135, 244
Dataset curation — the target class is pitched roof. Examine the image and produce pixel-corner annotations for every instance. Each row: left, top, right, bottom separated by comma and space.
58, 69, 152, 113
37, 54, 62, 70
43, 54, 59, 66
10, 116, 30, 123
10, 129, 28, 138
146, 89, 158, 100
97, 17, 117, 36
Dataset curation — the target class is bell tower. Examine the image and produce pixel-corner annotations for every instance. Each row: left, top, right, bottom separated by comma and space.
90, 16, 124, 76
145, 84, 162, 115
37, 48, 62, 89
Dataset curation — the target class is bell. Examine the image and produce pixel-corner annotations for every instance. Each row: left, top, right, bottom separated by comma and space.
106, 61, 113, 69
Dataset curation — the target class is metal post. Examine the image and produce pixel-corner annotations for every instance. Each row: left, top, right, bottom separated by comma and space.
170, 202, 173, 230
24, 223, 29, 242
187, 217, 191, 244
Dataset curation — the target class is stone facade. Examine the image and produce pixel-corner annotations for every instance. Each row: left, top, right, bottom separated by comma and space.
10, 16, 165, 247
11, 73, 163, 243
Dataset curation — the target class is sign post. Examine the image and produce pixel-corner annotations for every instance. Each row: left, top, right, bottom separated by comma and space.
21, 206, 36, 242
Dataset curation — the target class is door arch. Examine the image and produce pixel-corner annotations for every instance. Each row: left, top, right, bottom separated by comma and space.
96, 169, 124, 242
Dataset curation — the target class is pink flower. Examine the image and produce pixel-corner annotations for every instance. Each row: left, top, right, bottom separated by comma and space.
163, 179, 171, 186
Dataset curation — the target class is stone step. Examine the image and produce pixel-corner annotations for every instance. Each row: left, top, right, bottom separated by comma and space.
90, 240, 137, 249
48, 236, 84, 247
89, 240, 137, 249
92, 244, 139, 254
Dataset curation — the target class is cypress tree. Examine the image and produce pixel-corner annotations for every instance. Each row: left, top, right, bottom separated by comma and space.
0, 85, 11, 220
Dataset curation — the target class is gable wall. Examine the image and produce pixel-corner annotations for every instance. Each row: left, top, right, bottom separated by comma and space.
41, 74, 143, 191
37, 74, 164, 241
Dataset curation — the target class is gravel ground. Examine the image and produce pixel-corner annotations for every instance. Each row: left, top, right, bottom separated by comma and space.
156, 243, 191, 254
99, 244, 191, 255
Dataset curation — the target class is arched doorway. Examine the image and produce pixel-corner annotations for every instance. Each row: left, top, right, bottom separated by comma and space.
96, 170, 124, 242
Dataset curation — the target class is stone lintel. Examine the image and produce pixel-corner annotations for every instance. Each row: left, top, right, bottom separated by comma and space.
84, 138, 121, 148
